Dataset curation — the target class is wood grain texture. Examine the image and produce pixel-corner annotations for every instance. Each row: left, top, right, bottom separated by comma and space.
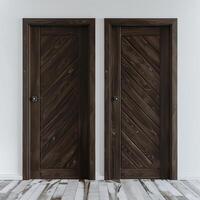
0, 180, 199, 200
105, 18, 177, 180
154, 180, 184, 200
141, 179, 166, 200
23, 19, 95, 180
40, 28, 81, 174
170, 180, 200, 200
121, 29, 161, 178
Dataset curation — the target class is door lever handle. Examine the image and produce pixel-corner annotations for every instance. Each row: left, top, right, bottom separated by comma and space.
31, 96, 40, 103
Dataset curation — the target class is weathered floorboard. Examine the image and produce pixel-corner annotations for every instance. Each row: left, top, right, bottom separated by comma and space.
51, 180, 68, 200
20, 180, 43, 200
121, 179, 151, 200
6, 180, 31, 200
74, 181, 84, 200
87, 181, 99, 200
0, 179, 199, 199
37, 180, 60, 200
170, 180, 200, 200
154, 180, 186, 200
182, 180, 200, 197
141, 179, 166, 200
61, 180, 78, 200
0, 181, 11, 192
98, 181, 109, 200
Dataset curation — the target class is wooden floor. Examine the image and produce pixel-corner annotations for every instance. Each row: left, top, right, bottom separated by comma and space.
0, 179, 200, 200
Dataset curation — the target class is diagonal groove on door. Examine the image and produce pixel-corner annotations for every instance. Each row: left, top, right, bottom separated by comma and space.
122, 63, 160, 108
142, 36, 160, 53
41, 36, 76, 72
121, 101, 159, 145
122, 77, 160, 125
122, 54, 160, 97
122, 131, 153, 167
122, 37, 160, 91
41, 57, 79, 97
122, 89, 160, 128
122, 111, 160, 152
123, 36, 160, 74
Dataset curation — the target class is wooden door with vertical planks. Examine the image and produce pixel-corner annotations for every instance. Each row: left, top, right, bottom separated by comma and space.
23, 19, 95, 179
105, 19, 177, 179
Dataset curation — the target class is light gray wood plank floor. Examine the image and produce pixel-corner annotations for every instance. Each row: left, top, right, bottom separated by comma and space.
0, 180, 200, 200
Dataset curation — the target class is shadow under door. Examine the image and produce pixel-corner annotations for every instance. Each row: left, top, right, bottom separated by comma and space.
23, 19, 95, 179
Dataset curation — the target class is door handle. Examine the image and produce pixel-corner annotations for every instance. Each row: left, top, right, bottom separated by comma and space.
112, 96, 119, 102
31, 96, 40, 103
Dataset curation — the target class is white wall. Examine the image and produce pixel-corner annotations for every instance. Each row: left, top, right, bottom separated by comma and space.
0, 0, 200, 180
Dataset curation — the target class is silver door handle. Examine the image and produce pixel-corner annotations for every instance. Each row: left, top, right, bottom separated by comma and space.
31, 96, 40, 103
112, 96, 119, 102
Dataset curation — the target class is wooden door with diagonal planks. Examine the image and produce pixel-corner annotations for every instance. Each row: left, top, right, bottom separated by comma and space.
105, 19, 177, 179
121, 27, 162, 178
23, 19, 95, 179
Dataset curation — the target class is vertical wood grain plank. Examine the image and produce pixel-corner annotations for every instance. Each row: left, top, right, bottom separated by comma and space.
107, 182, 118, 200
107, 181, 126, 200
30, 26, 41, 178
20, 180, 42, 200
88, 19, 96, 180
51, 180, 68, 200
38, 180, 60, 200
160, 26, 170, 178
79, 26, 90, 179
141, 179, 166, 200
99, 181, 109, 200
117, 183, 128, 200
29, 180, 48, 200
105, 20, 112, 180
121, 179, 151, 200
61, 180, 79, 200
23, 19, 31, 180
74, 181, 84, 200
88, 181, 99, 200
110, 26, 121, 179
170, 20, 178, 179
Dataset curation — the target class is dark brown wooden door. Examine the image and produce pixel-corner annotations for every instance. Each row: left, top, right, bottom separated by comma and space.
105, 19, 177, 179
23, 19, 95, 179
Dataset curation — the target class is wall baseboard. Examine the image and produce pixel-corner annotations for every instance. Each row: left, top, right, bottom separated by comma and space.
178, 176, 200, 180
0, 174, 22, 180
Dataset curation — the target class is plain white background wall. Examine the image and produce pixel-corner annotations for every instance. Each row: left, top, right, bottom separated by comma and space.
0, 0, 200, 180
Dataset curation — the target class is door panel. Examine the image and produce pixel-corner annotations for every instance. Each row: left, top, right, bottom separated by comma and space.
105, 19, 177, 179
121, 28, 161, 178
23, 19, 95, 179
40, 27, 82, 175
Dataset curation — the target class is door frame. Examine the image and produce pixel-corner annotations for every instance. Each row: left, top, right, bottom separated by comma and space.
23, 18, 95, 179
105, 18, 177, 179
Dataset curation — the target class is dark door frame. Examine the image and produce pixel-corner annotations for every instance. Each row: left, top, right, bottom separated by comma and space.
23, 18, 95, 180
105, 18, 177, 179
